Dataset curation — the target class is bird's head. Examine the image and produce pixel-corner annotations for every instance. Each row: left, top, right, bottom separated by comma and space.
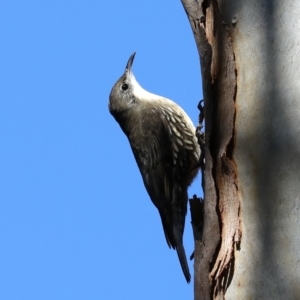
109, 52, 140, 115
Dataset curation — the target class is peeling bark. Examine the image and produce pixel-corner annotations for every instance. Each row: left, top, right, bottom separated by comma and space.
181, 0, 241, 298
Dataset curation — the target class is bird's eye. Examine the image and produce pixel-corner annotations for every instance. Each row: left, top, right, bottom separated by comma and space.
121, 83, 128, 91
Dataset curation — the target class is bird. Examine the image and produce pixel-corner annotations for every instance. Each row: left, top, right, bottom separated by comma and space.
108, 52, 200, 283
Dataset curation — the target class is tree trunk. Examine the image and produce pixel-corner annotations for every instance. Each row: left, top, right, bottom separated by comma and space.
182, 0, 300, 299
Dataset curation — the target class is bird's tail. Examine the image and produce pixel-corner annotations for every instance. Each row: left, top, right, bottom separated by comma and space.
176, 243, 191, 283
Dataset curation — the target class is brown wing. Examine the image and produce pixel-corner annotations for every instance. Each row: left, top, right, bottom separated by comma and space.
129, 107, 176, 248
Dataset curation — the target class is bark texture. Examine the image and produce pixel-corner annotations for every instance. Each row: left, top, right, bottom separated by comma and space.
181, 0, 240, 299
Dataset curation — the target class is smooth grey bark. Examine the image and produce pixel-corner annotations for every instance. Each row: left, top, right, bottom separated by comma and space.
224, 1, 300, 299
182, 0, 300, 299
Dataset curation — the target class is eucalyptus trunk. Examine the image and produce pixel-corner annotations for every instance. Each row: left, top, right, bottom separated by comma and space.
181, 0, 300, 299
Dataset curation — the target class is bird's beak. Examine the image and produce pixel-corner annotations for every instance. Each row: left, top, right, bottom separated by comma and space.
125, 52, 136, 74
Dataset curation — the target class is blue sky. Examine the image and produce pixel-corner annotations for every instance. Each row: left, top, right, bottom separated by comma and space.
0, 1, 203, 299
